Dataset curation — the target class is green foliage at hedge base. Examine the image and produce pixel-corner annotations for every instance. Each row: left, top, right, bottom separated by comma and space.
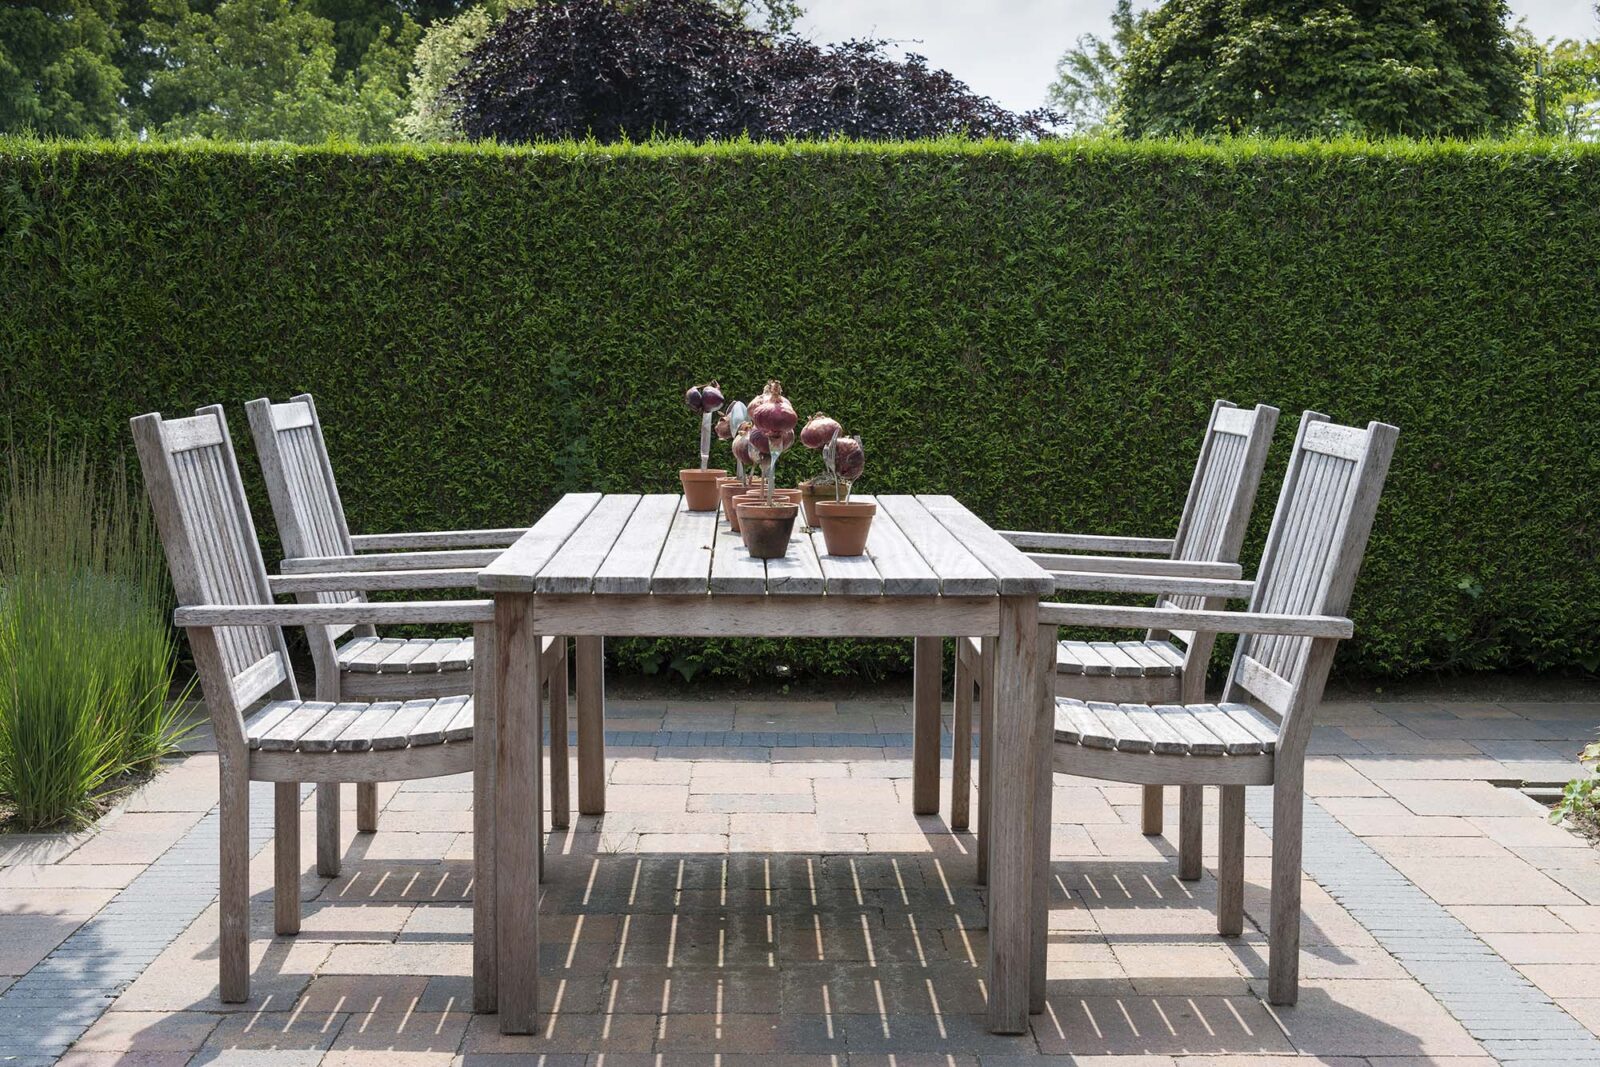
3, 137, 1598, 683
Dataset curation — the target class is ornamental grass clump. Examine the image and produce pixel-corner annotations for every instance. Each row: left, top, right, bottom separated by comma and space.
0, 446, 191, 829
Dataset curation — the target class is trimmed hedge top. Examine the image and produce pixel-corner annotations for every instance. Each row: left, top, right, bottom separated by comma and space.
3, 137, 1598, 680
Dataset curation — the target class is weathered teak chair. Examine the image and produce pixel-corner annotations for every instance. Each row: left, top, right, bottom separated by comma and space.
131, 406, 501, 1003
245, 394, 567, 875
954, 401, 1279, 877
1041, 413, 1397, 1005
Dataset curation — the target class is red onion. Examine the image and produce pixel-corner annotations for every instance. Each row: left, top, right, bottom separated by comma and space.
834, 436, 864, 482
700, 382, 724, 411
747, 425, 774, 459
731, 422, 756, 466
714, 414, 733, 440
752, 380, 796, 434
684, 385, 704, 413
800, 413, 839, 449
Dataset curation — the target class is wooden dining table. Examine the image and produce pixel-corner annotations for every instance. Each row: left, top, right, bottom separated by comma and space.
471, 492, 1055, 1035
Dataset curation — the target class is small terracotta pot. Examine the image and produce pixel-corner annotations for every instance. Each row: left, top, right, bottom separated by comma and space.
680, 468, 727, 512
718, 478, 759, 529
798, 482, 835, 527
816, 499, 877, 557
737, 501, 799, 559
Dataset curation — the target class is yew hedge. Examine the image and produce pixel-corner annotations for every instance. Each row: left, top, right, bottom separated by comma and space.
3, 138, 1596, 681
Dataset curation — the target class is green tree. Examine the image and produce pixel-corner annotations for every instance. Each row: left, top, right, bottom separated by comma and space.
0, 0, 129, 137
141, 0, 416, 141
718, 0, 801, 34
1518, 5, 1600, 138
395, 1, 494, 139
1046, 0, 1135, 133
1121, 0, 1525, 138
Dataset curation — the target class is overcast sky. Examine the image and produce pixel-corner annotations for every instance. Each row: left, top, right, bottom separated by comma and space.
794, 1, 1599, 116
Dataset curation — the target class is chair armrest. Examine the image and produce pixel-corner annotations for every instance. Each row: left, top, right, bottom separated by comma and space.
267, 569, 482, 594
1027, 553, 1243, 579
1050, 572, 1255, 599
1038, 601, 1353, 639
349, 528, 527, 550
175, 601, 493, 627
280, 549, 502, 574
1000, 531, 1174, 555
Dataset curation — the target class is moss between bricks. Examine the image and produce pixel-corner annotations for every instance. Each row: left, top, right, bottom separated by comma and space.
2, 137, 1597, 682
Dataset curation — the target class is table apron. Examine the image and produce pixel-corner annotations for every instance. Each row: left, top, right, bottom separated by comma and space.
519, 594, 1003, 638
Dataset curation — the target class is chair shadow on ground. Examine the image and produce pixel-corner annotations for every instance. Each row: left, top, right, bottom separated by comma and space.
153, 818, 1442, 1062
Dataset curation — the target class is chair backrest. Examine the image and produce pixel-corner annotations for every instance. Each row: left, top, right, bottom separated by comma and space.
1225, 412, 1399, 744
245, 394, 370, 652
131, 406, 297, 730
1156, 401, 1279, 672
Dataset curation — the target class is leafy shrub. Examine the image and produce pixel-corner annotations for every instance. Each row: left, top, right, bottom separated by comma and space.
454, 0, 1056, 142
0, 138, 1597, 683
1551, 738, 1600, 829
0, 447, 191, 828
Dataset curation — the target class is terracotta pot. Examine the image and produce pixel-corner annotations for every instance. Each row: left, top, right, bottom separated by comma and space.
718, 478, 760, 529
737, 501, 799, 559
679, 468, 727, 512
816, 499, 877, 557
798, 482, 838, 527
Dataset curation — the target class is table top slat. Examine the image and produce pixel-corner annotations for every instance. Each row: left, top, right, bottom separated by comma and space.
767, 521, 826, 595
918, 495, 1057, 595
850, 494, 937, 596
594, 494, 682, 594
650, 499, 719, 594
809, 494, 886, 595
533, 494, 642, 593
478, 492, 603, 593
709, 520, 768, 595
875, 495, 996, 595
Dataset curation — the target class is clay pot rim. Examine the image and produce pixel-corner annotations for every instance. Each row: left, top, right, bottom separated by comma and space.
736, 501, 799, 514
816, 499, 876, 512
680, 468, 727, 479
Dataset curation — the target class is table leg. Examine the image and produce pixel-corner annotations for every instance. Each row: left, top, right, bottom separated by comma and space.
912, 636, 942, 815
576, 636, 606, 816
975, 635, 996, 886
472, 619, 498, 1013
495, 594, 542, 1033
986, 595, 1042, 1034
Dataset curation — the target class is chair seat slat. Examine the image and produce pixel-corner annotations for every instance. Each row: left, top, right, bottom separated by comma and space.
252, 701, 337, 751
331, 701, 404, 752
1188, 704, 1263, 755
1115, 641, 1179, 677
295, 703, 369, 752
412, 695, 471, 745
1087, 701, 1153, 753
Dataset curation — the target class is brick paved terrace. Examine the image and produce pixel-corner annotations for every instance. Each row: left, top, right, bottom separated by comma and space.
2, 686, 1598, 1066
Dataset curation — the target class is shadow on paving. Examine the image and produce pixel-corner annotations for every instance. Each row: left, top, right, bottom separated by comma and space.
108, 829, 1437, 1062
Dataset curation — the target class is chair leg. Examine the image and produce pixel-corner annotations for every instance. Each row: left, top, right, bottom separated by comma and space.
274, 782, 301, 936
952, 646, 973, 830
1178, 785, 1203, 881
356, 782, 378, 833
219, 761, 251, 1003
1268, 776, 1304, 1006
1217, 785, 1245, 937
975, 636, 996, 886
1141, 785, 1164, 835
549, 640, 570, 830
316, 782, 340, 877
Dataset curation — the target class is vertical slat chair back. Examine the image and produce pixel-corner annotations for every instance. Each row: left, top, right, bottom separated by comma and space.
1226, 413, 1398, 745
1157, 401, 1280, 671
245, 394, 372, 655
131, 407, 297, 743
